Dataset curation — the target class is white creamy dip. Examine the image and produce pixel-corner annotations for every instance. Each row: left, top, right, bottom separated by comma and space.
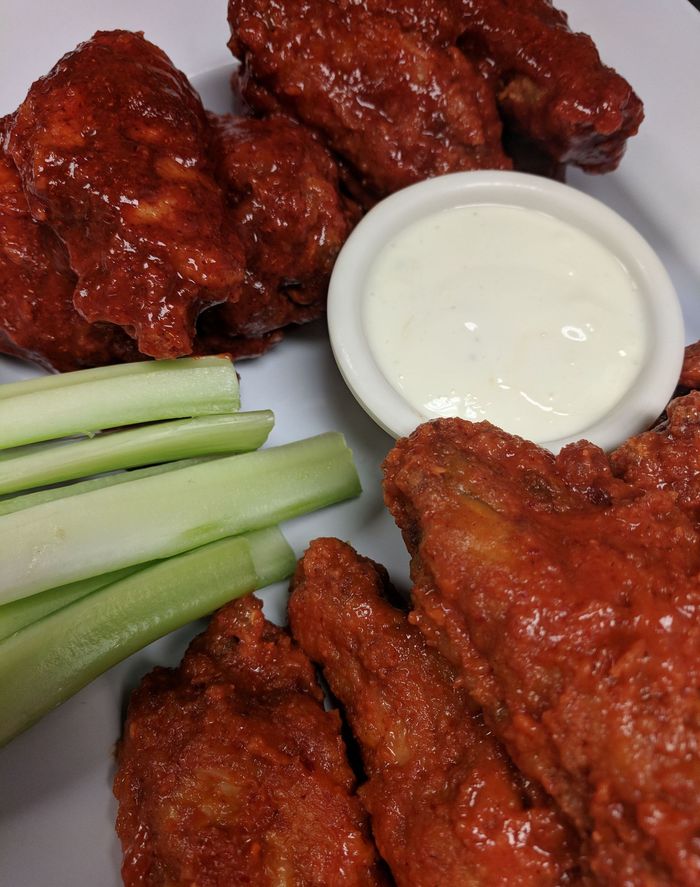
363, 203, 647, 443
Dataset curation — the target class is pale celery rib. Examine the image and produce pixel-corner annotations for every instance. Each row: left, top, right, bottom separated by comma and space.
0, 356, 240, 450
0, 355, 230, 400
0, 458, 213, 517
0, 432, 361, 604
0, 527, 296, 747
0, 566, 147, 642
0, 411, 274, 497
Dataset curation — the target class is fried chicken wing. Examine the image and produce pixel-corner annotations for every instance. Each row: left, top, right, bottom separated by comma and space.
228, 0, 510, 201
204, 112, 356, 344
610, 392, 700, 524
8, 31, 245, 359
365, 0, 643, 171
384, 419, 700, 885
455, 0, 644, 171
0, 116, 140, 371
289, 538, 581, 886
680, 341, 700, 390
114, 596, 387, 887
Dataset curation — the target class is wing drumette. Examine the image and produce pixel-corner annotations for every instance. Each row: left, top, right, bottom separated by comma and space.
228, 0, 510, 202
114, 596, 387, 887
8, 31, 245, 359
0, 116, 140, 371
289, 538, 581, 886
384, 419, 700, 885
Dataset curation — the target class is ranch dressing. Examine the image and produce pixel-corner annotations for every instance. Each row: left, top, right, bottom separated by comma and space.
363, 204, 647, 443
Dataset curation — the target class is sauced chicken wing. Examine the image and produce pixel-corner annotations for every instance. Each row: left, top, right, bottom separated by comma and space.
384, 419, 700, 886
289, 538, 581, 887
228, 0, 510, 202
114, 596, 387, 887
455, 0, 644, 171
610, 391, 700, 524
679, 341, 700, 390
364, 0, 643, 172
0, 116, 139, 371
202, 112, 356, 346
8, 31, 245, 359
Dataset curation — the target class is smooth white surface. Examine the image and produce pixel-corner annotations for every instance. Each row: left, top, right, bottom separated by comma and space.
0, 2, 699, 885
364, 203, 648, 442
330, 171, 685, 452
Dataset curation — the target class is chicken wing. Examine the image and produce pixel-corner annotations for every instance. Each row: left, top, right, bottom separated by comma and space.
114, 595, 387, 886
455, 0, 644, 171
228, 0, 510, 202
680, 341, 700, 390
203, 112, 356, 345
610, 392, 700, 525
289, 538, 581, 886
8, 31, 245, 359
363, 0, 643, 172
0, 116, 140, 371
384, 419, 700, 885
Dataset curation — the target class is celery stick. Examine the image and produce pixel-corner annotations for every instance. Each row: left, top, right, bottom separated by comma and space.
0, 438, 79, 463
0, 355, 227, 400
0, 412, 273, 497
0, 527, 296, 746
0, 432, 359, 603
0, 356, 239, 450
0, 458, 212, 517
0, 566, 146, 642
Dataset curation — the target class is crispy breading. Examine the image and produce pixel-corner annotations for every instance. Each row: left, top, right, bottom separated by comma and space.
114, 596, 387, 887
610, 392, 700, 524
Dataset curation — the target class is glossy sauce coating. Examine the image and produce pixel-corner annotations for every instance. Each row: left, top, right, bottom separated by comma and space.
611, 390, 700, 524
205, 112, 356, 342
228, 0, 510, 201
290, 538, 582, 886
114, 596, 387, 887
456, 0, 645, 170
8, 31, 245, 358
0, 116, 140, 371
384, 418, 700, 885
365, 0, 644, 171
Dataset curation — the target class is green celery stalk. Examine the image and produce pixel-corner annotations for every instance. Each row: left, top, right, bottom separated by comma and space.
0, 527, 296, 746
0, 356, 239, 450
0, 566, 146, 642
0, 432, 360, 603
0, 355, 226, 400
0, 458, 213, 517
0, 411, 273, 497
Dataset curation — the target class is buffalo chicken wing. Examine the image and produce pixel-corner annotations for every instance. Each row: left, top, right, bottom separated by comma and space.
203, 112, 356, 342
228, 0, 510, 202
384, 419, 700, 885
0, 116, 140, 371
114, 596, 387, 886
289, 538, 581, 886
8, 31, 245, 359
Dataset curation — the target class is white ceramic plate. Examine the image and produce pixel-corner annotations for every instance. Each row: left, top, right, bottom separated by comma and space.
1, 2, 699, 884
